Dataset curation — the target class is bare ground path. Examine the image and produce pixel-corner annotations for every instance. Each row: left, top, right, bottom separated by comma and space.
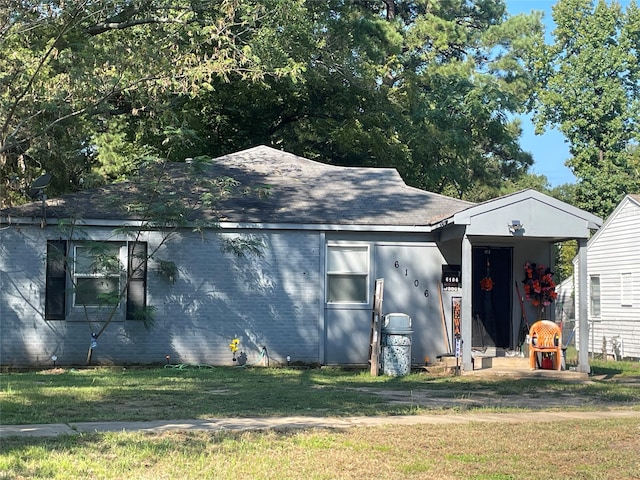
2, 410, 640, 438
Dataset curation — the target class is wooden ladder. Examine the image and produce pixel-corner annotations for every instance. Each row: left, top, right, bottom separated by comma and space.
368, 278, 384, 376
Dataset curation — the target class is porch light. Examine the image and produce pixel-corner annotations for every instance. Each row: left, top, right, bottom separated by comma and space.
508, 220, 524, 234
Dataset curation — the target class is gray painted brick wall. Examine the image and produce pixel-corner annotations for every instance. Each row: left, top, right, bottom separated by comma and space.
1, 225, 322, 367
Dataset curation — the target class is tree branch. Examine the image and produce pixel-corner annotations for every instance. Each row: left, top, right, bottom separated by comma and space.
1, 1, 89, 147
382, 0, 395, 20
86, 17, 185, 35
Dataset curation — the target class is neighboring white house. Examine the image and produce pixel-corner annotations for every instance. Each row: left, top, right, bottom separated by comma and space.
574, 194, 640, 360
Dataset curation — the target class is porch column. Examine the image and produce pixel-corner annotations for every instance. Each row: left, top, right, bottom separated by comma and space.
461, 233, 473, 371
577, 238, 590, 373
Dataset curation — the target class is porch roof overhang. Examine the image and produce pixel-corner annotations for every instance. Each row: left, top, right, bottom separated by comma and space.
438, 189, 602, 242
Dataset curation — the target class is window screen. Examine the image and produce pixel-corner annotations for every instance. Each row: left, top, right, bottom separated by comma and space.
326, 245, 369, 303
73, 244, 121, 306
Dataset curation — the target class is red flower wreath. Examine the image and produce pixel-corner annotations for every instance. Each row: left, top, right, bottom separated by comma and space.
522, 262, 557, 307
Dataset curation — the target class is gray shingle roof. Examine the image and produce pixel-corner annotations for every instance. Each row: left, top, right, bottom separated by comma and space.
1, 146, 474, 227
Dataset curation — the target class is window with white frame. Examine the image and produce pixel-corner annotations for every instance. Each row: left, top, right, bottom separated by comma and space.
326, 245, 369, 303
621, 273, 633, 307
73, 243, 122, 306
589, 275, 601, 317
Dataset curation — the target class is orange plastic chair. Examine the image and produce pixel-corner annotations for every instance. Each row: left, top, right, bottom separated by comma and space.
528, 320, 562, 370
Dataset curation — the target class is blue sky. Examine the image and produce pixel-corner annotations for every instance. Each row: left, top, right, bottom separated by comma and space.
504, 0, 632, 187
504, 0, 574, 187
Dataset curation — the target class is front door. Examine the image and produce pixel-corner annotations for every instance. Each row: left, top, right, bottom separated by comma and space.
472, 247, 513, 349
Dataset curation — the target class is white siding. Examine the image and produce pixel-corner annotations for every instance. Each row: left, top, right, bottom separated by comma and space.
585, 197, 640, 359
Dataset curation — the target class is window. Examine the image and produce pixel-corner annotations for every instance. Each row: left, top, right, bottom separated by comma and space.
621, 273, 633, 307
45, 240, 148, 320
590, 275, 601, 317
73, 244, 122, 306
326, 245, 369, 303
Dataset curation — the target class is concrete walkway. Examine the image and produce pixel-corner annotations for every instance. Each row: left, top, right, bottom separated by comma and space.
3, 410, 640, 438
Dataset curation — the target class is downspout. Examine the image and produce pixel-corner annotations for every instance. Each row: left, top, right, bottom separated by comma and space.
319, 232, 326, 365
461, 231, 473, 371
577, 238, 590, 373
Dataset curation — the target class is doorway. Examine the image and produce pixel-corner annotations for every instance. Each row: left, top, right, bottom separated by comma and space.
472, 247, 513, 349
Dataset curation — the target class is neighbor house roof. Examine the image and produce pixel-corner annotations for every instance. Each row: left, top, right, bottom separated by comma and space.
1, 146, 474, 229
586, 193, 639, 246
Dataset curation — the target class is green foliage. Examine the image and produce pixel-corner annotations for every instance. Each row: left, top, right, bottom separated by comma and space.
220, 235, 265, 258
156, 260, 178, 283
1, 0, 544, 207
0, 0, 307, 207
184, 0, 542, 199
554, 240, 577, 282
529, 0, 640, 218
130, 305, 157, 330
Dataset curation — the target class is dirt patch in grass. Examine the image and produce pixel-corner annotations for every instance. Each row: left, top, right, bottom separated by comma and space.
354, 386, 633, 410
37, 368, 67, 375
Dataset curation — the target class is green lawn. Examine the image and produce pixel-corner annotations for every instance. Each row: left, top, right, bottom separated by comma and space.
1, 362, 639, 479
1, 361, 639, 425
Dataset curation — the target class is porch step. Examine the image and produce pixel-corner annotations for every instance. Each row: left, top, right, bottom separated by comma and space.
418, 357, 460, 375
438, 355, 462, 368
420, 363, 455, 375
473, 356, 529, 370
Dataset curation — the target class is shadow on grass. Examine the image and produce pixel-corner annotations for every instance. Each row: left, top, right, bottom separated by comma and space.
0, 428, 309, 462
2, 366, 639, 425
590, 365, 624, 379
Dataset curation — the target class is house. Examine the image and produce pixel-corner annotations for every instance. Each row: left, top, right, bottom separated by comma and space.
573, 194, 640, 360
554, 275, 576, 342
0, 146, 602, 371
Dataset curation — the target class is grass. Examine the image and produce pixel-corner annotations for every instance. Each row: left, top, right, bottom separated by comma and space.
1, 362, 639, 479
0, 362, 640, 424
1, 419, 639, 479
1, 361, 639, 425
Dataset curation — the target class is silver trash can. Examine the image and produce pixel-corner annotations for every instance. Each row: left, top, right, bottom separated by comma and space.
381, 313, 413, 376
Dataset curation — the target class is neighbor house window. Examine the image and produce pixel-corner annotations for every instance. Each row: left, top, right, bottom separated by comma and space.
73, 244, 122, 306
589, 275, 601, 317
326, 245, 369, 303
621, 273, 633, 307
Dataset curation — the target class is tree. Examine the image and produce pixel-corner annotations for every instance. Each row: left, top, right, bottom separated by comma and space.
528, 0, 640, 219
91, 0, 543, 200
47, 151, 265, 363
3, 1, 545, 205
0, 0, 306, 207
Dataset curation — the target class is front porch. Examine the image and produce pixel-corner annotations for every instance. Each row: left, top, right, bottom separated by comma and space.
436, 189, 603, 375
435, 348, 589, 380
